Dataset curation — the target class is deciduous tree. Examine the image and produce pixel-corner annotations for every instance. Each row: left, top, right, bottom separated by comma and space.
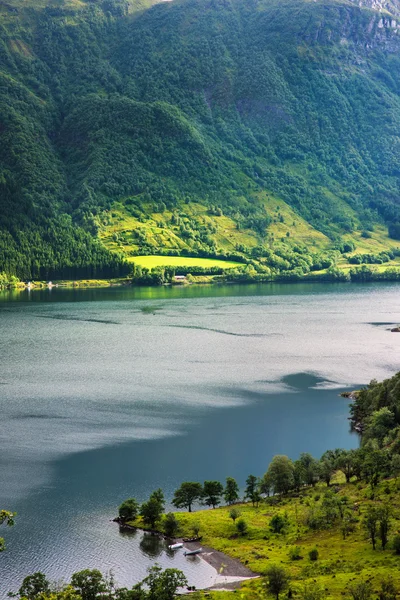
172, 482, 203, 512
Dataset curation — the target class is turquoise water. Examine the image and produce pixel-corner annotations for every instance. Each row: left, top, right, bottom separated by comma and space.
0, 281, 399, 595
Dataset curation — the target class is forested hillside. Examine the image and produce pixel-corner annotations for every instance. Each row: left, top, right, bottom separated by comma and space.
2, 0, 400, 279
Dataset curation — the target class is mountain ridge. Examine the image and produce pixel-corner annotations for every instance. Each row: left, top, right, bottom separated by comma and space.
1, 0, 400, 280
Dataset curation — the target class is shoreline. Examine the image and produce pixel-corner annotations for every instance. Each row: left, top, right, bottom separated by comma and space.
114, 520, 259, 589
2, 273, 400, 293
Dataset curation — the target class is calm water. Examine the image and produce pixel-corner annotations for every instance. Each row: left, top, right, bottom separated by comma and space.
0, 281, 399, 595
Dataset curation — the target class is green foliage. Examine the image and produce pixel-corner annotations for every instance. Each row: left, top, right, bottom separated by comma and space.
0, 509, 15, 552
70, 569, 106, 600
140, 489, 165, 529
142, 564, 187, 600
203, 481, 224, 509
265, 455, 295, 495
118, 498, 139, 522
244, 474, 261, 507
392, 534, 400, 555
301, 582, 326, 600
288, 545, 302, 561
308, 547, 319, 561
229, 508, 241, 523
224, 477, 240, 505
236, 518, 248, 536
17, 565, 186, 600
19, 572, 50, 600
378, 577, 398, 600
348, 581, 373, 600
2, 0, 400, 278
270, 514, 287, 534
264, 565, 289, 600
172, 482, 203, 513
163, 513, 179, 538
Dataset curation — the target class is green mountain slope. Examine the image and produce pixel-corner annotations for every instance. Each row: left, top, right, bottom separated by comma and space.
1, 0, 400, 280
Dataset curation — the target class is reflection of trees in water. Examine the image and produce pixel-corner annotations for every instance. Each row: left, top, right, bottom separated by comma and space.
118, 526, 138, 540
139, 533, 164, 558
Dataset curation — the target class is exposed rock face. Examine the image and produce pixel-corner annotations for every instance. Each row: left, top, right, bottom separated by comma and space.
348, 0, 400, 17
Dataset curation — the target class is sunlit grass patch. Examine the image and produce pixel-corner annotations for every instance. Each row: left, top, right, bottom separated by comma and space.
127, 255, 242, 270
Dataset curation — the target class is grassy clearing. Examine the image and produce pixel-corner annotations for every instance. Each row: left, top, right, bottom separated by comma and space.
131, 478, 400, 598
99, 202, 260, 259
127, 255, 242, 270
99, 201, 400, 279
262, 193, 329, 251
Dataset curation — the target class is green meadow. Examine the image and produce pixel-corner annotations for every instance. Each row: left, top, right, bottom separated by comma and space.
127, 256, 241, 270
131, 476, 400, 599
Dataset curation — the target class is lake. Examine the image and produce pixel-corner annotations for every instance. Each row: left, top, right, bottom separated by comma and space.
0, 281, 399, 595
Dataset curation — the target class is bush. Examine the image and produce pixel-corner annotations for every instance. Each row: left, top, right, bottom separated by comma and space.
288, 546, 302, 561
236, 519, 248, 536
393, 534, 400, 555
309, 547, 319, 561
229, 508, 241, 523
270, 514, 286, 534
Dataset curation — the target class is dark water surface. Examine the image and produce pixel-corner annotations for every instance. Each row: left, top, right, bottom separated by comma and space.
0, 282, 399, 594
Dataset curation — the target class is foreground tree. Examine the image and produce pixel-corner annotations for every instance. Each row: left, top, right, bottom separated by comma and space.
143, 564, 187, 600
19, 572, 50, 600
348, 581, 373, 600
264, 565, 289, 600
0, 509, 16, 552
378, 577, 398, 600
224, 477, 240, 504
301, 582, 326, 600
172, 482, 203, 512
203, 481, 223, 508
70, 569, 107, 600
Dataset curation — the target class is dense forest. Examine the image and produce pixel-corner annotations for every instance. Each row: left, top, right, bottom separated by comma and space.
2, 0, 400, 278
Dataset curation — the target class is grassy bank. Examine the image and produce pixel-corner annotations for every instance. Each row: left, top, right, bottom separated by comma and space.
129, 476, 400, 599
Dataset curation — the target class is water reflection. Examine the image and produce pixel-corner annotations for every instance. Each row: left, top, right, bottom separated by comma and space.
118, 527, 139, 541
139, 533, 165, 558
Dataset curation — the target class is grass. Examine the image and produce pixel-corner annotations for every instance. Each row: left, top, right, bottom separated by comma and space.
99, 201, 400, 281
127, 255, 242, 270
130, 477, 400, 599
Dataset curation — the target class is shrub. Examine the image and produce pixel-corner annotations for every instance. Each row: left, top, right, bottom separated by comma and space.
392, 534, 400, 555
309, 547, 319, 561
236, 519, 248, 536
270, 514, 286, 534
229, 508, 241, 523
288, 546, 302, 561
